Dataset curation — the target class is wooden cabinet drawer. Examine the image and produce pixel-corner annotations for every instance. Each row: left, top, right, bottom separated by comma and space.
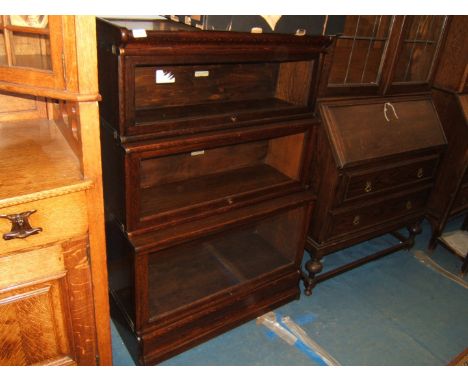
328, 188, 430, 238
338, 156, 439, 203
0, 190, 88, 254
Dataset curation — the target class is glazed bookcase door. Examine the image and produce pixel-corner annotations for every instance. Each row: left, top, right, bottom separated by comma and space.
388, 15, 448, 94
0, 15, 65, 90
324, 15, 394, 96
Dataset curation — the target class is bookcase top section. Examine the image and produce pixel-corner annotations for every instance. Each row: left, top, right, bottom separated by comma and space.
97, 18, 333, 58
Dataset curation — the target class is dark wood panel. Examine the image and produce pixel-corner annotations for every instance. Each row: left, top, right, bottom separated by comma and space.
433, 16, 468, 93
427, 88, 468, 247
321, 97, 446, 167
452, 184, 468, 214
140, 140, 268, 188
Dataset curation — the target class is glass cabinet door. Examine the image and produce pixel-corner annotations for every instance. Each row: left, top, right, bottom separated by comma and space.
325, 16, 394, 95
390, 16, 448, 91
0, 15, 65, 89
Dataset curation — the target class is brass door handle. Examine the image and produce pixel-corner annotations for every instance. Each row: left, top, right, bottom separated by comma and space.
0, 210, 42, 240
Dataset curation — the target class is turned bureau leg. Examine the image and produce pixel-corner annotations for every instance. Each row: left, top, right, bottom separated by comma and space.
303, 252, 323, 296
407, 221, 422, 249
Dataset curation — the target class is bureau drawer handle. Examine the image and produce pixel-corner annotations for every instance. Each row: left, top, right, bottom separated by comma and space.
406, 201, 413, 210
353, 215, 360, 226
364, 181, 373, 193
417, 168, 424, 178
384, 102, 399, 122
230, 115, 238, 122
0, 210, 43, 240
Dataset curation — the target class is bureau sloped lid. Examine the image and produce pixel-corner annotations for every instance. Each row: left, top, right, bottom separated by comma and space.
319, 96, 447, 168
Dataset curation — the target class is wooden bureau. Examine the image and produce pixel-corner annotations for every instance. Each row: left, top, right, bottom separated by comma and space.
96, 18, 331, 364
0, 16, 111, 365
303, 16, 449, 294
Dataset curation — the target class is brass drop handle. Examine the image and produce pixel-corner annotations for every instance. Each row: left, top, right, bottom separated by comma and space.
364, 181, 373, 193
406, 201, 412, 210
0, 210, 42, 240
384, 102, 399, 122
353, 215, 360, 226
416, 168, 424, 178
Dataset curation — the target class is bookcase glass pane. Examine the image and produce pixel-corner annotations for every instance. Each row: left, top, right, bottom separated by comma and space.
393, 16, 447, 83
329, 15, 393, 86
146, 205, 305, 319
138, 133, 304, 222
11, 32, 51, 70
0, 15, 51, 70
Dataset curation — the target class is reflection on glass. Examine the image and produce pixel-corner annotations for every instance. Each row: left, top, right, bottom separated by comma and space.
11, 32, 51, 70
9, 15, 48, 29
0, 15, 51, 70
329, 16, 393, 86
393, 16, 447, 83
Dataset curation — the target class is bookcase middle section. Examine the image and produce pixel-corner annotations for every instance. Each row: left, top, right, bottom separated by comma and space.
102, 121, 314, 233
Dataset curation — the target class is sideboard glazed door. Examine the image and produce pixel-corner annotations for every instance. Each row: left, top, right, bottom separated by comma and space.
0, 15, 66, 90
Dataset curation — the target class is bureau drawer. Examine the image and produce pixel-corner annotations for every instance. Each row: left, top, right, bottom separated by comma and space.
338, 156, 439, 203
0, 190, 88, 254
328, 188, 430, 239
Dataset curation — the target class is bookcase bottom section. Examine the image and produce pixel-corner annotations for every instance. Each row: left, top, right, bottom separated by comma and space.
111, 270, 300, 365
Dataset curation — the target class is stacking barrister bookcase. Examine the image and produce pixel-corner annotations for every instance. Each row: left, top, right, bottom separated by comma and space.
96, 18, 332, 365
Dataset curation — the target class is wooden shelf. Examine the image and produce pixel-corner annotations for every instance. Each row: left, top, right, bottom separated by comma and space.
136, 98, 304, 124
0, 81, 101, 102
0, 118, 83, 201
140, 164, 294, 219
